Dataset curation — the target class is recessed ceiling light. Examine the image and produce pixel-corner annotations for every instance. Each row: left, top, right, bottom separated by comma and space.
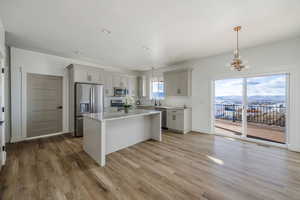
101, 28, 111, 35
73, 50, 82, 55
142, 46, 150, 51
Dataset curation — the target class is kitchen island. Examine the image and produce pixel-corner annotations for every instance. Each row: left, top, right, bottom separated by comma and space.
83, 110, 161, 166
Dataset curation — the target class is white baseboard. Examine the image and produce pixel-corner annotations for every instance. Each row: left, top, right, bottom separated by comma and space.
199, 130, 288, 149
25, 131, 69, 141
288, 144, 300, 152
10, 137, 24, 143
192, 129, 212, 135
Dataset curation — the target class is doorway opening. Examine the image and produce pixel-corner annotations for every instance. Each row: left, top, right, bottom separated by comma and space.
214, 74, 287, 144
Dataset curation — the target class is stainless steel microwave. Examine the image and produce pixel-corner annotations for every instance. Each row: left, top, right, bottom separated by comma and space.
114, 87, 128, 96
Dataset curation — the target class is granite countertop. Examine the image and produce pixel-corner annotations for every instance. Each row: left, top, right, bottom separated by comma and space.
84, 109, 161, 122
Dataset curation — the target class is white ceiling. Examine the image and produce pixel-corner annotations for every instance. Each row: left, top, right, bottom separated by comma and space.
0, 0, 300, 70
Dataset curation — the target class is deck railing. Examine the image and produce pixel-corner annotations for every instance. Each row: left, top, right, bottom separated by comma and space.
215, 104, 286, 127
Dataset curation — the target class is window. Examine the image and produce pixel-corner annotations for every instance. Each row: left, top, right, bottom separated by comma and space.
151, 80, 165, 99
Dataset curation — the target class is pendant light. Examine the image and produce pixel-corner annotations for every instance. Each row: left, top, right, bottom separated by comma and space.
229, 26, 249, 71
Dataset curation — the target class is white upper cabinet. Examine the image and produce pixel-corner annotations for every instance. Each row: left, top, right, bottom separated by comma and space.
164, 69, 192, 96
137, 76, 147, 97
104, 71, 113, 96
69, 64, 104, 84
120, 76, 128, 88
112, 74, 121, 88
112, 74, 131, 89
73, 68, 88, 83
68, 64, 138, 97
128, 77, 138, 96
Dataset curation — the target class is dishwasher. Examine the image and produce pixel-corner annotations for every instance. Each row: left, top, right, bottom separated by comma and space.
155, 107, 167, 129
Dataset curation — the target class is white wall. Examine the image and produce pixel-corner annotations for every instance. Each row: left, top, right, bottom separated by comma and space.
10, 47, 139, 142
143, 37, 300, 151
190, 37, 300, 152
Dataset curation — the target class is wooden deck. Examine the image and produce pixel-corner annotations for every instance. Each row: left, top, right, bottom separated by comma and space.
1, 131, 300, 200
215, 119, 285, 143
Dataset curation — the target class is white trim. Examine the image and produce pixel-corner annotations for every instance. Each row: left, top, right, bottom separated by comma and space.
25, 131, 68, 141
285, 74, 290, 146
242, 78, 247, 137
192, 128, 211, 135
24, 72, 64, 138
288, 143, 300, 152
214, 131, 287, 149
195, 129, 288, 149
212, 70, 294, 81
210, 80, 215, 134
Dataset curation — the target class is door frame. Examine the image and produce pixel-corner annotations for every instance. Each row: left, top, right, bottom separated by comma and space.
211, 72, 290, 148
26, 73, 64, 139
0, 52, 5, 167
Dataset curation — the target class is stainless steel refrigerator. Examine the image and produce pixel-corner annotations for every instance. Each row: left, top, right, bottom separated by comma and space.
74, 83, 104, 136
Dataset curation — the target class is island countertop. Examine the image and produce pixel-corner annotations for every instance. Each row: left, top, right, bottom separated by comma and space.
84, 109, 161, 122
83, 109, 162, 166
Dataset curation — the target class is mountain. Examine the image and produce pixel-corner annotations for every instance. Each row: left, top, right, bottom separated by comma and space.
215, 95, 285, 105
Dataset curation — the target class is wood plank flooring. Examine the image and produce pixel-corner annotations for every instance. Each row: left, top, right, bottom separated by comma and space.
1, 131, 300, 200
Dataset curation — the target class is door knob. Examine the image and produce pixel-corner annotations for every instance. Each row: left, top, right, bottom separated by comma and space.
57, 106, 63, 109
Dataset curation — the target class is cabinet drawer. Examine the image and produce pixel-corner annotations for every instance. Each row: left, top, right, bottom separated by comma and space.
167, 109, 184, 115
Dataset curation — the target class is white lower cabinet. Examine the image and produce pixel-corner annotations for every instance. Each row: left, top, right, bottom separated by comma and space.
167, 108, 191, 134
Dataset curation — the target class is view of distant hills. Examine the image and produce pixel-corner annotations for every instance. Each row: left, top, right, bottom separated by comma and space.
215, 95, 285, 105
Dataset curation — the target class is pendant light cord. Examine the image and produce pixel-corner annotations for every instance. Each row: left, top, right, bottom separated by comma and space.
236, 29, 239, 52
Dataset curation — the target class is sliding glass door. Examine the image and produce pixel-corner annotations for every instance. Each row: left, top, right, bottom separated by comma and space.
214, 78, 243, 137
214, 74, 287, 144
246, 74, 287, 143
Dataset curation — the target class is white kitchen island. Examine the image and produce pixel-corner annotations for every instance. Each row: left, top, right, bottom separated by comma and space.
83, 110, 161, 166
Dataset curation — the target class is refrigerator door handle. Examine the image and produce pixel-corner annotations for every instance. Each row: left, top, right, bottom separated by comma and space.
90, 87, 93, 113
92, 87, 95, 113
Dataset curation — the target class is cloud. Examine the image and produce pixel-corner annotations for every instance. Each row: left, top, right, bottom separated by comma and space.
215, 74, 286, 97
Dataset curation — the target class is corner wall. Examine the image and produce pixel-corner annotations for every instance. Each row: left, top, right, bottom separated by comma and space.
142, 37, 300, 151
10, 47, 139, 142
191, 37, 300, 151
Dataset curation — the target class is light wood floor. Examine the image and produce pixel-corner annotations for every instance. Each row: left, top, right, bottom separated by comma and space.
1, 131, 300, 200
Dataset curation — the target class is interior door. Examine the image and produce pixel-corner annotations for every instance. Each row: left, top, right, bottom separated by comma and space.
27, 74, 63, 137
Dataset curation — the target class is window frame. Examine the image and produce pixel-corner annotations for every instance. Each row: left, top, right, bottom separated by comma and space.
150, 78, 165, 100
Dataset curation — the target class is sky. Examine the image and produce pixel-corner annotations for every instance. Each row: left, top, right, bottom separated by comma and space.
215, 74, 286, 97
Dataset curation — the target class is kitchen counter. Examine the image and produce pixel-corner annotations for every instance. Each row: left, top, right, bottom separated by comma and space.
136, 105, 191, 110
83, 109, 161, 167
84, 109, 161, 122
